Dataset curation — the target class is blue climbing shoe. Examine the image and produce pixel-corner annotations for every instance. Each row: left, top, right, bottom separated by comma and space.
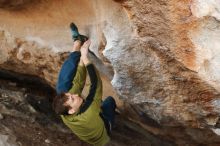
70, 22, 88, 43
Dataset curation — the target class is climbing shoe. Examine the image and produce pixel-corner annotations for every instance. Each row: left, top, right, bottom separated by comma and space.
70, 22, 88, 44
77, 34, 88, 43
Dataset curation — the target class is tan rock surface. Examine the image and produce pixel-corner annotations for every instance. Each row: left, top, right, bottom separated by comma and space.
1, 0, 220, 145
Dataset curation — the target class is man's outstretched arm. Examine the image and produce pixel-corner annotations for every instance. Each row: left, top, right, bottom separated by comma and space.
56, 41, 82, 94
78, 40, 103, 114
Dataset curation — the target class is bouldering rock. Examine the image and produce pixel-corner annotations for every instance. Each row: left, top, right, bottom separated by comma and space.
0, 0, 220, 145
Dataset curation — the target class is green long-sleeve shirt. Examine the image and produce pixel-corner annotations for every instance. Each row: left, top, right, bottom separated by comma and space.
61, 64, 110, 146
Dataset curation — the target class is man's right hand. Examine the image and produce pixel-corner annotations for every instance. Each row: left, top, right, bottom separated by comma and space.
81, 40, 91, 65
81, 40, 91, 56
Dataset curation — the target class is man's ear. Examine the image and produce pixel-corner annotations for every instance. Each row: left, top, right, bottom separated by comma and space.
68, 108, 75, 114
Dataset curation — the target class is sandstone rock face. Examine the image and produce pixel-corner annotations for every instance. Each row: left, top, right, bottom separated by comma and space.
1, 0, 220, 145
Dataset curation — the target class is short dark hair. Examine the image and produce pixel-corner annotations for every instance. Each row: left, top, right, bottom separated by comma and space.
52, 93, 70, 115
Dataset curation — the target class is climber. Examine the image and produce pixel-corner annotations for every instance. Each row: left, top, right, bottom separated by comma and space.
55, 22, 88, 94
53, 23, 116, 146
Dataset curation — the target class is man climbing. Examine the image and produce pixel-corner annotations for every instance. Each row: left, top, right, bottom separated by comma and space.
53, 23, 116, 146
55, 23, 88, 95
